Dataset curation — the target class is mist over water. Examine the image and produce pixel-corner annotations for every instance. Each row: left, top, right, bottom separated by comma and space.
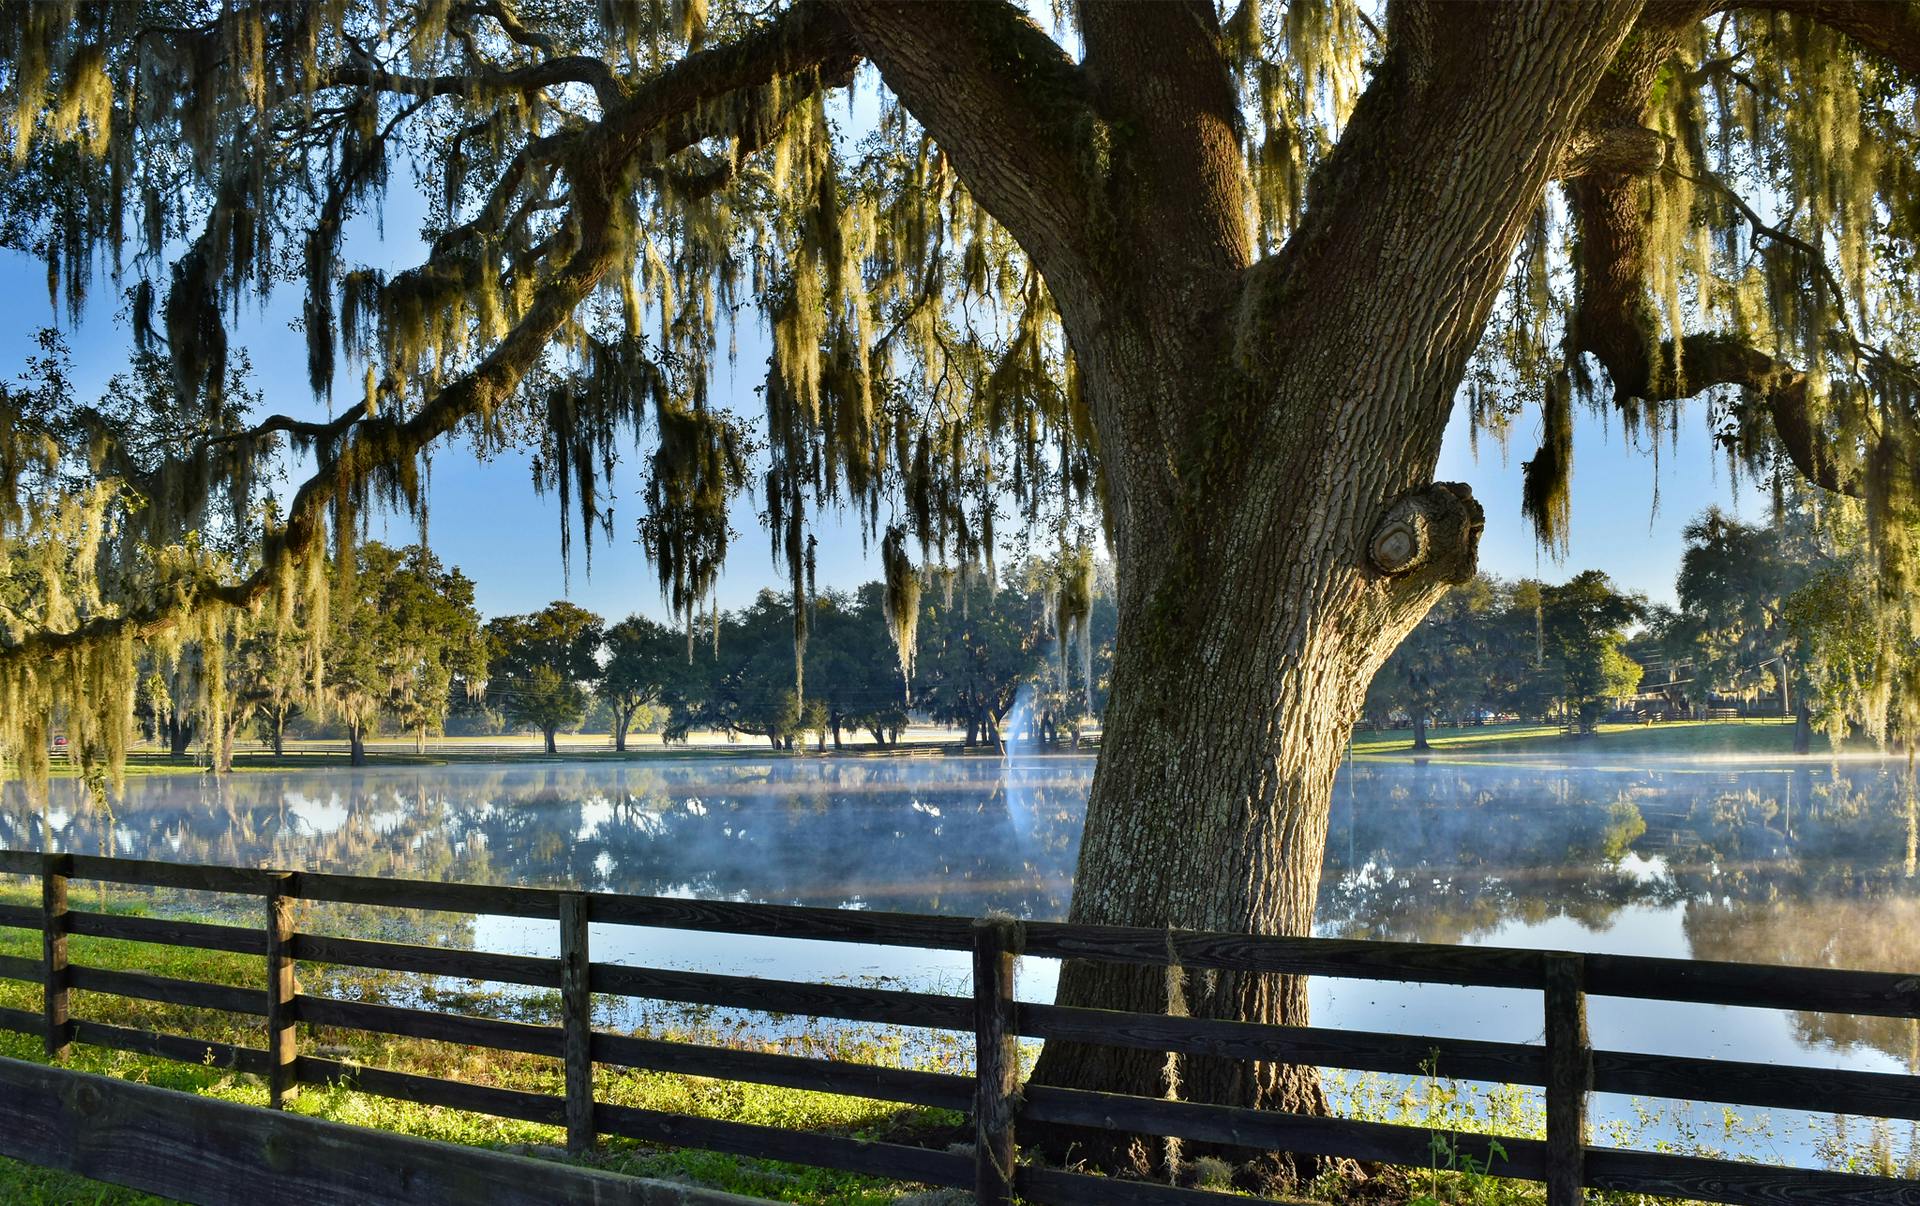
8, 751, 1920, 1162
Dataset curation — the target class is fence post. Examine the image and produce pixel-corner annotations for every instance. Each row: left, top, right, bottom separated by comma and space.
265, 872, 299, 1108
972, 916, 1021, 1206
41, 852, 71, 1059
1544, 952, 1590, 1206
560, 892, 594, 1156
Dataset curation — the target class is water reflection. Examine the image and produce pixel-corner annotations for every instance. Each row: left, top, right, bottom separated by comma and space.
9, 753, 1920, 1073
1, 758, 1088, 917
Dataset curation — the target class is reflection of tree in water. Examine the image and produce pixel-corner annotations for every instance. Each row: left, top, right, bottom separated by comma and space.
1322, 764, 1920, 933
1685, 897, 1920, 1069
1323, 759, 1920, 1068
1, 758, 1091, 922
567, 760, 1086, 918
1319, 763, 1683, 944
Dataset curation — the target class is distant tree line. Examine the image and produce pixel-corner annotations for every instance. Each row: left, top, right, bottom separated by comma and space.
135, 544, 1118, 765
134, 492, 1903, 766
1362, 569, 1646, 745
1367, 492, 1913, 754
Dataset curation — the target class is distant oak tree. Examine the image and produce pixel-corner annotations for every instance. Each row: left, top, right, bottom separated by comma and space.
598, 615, 680, 751
487, 601, 603, 753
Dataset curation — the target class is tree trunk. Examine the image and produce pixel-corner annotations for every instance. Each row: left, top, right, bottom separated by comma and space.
544, 726, 558, 755
1029, 480, 1473, 1174
614, 709, 631, 753
842, 7, 1636, 1181
269, 710, 286, 757
215, 717, 237, 774
1411, 712, 1430, 752
167, 715, 195, 760
1794, 700, 1813, 756
348, 724, 366, 767
415, 725, 428, 755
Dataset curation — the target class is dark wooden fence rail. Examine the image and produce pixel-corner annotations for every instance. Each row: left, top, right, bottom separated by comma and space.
2, 849, 1919, 1206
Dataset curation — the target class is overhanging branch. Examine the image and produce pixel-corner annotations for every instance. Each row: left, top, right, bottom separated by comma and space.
1732, 0, 1920, 77
0, 3, 863, 667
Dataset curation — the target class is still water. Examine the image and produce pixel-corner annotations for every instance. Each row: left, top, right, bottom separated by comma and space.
7, 751, 1919, 1165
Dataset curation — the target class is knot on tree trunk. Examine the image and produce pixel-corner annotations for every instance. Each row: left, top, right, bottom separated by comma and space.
1556, 123, 1666, 181
1367, 482, 1483, 582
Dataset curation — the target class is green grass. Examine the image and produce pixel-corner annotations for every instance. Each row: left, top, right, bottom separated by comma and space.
42, 738, 1044, 779
0, 1157, 173, 1205
1350, 718, 1820, 758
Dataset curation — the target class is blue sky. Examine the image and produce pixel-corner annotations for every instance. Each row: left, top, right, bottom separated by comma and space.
1, 194, 1771, 624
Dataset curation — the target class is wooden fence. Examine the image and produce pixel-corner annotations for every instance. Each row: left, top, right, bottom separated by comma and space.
1, 849, 1918, 1206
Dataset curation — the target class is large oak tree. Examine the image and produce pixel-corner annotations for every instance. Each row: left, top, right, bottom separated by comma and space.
3, 0, 1919, 1153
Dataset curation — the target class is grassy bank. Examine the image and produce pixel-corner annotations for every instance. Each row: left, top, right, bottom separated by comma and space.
43, 734, 1080, 778
59, 721, 1826, 777
1350, 718, 1823, 758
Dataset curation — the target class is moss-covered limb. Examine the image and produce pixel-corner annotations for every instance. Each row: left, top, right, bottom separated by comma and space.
0, 1, 863, 746
1539, 0, 1920, 574
325, 53, 628, 110
834, 0, 1108, 317
1738, 0, 1920, 77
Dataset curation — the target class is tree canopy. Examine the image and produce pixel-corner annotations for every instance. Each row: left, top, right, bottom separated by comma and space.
5, 0, 1912, 788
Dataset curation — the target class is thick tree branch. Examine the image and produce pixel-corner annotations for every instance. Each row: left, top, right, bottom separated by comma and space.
1555, 122, 1667, 180
202, 404, 369, 449
1735, 0, 1920, 76
1078, 0, 1252, 278
834, 1, 1106, 316
1238, 1, 1644, 410
455, 0, 559, 54
1668, 334, 1858, 496
329, 54, 627, 110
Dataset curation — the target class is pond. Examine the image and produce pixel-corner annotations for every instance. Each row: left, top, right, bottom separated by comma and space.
6, 750, 1919, 1168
